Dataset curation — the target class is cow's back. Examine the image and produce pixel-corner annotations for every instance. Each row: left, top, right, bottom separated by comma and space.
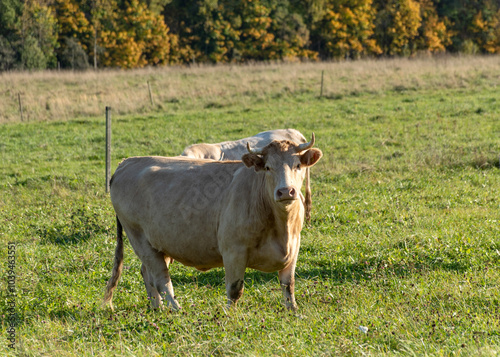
181, 143, 222, 160
182, 129, 307, 161
218, 129, 307, 160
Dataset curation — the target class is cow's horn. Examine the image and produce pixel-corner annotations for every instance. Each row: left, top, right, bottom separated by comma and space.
296, 133, 315, 152
246, 142, 264, 155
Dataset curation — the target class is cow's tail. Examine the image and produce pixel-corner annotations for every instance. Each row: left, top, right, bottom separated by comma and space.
304, 168, 312, 224
103, 216, 124, 311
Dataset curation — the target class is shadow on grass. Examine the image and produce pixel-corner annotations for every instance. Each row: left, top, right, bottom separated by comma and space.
171, 268, 278, 288
296, 241, 470, 284
296, 256, 469, 284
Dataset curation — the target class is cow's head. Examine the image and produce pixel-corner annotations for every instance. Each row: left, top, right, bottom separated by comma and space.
242, 133, 322, 206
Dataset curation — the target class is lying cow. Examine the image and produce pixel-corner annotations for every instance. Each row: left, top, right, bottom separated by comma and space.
182, 129, 315, 223
104, 134, 322, 311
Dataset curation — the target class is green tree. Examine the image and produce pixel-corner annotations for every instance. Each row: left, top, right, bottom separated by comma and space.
0, 0, 58, 69
162, 0, 212, 63
267, 0, 315, 60
0, 0, 22, 69
21, 35, 47, 69
21, 0, 59, 69
0, 35, 16, 70
434, 0, 492, 53
374, 0, 422, 55
61, 37, 90, 69
141, 0, 170, 14
195, 1, 240, 63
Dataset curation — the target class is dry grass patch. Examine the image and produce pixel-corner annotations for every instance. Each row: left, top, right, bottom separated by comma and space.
1, 54, 500, 123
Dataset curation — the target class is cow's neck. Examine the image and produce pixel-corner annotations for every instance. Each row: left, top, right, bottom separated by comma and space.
269, 198, 303, 238
262, 190, 303, 264
251, 175, 303, 240
242, 169, 303, 240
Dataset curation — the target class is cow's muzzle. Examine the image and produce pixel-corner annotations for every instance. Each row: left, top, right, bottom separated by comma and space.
276, 187, 298, 202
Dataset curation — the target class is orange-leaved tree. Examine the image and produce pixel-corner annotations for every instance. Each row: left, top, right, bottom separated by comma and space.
53, 0, 93, 67
99, 0, 176, 68
196, 2, 240, 63
315, 0, 381, 59
415, 0, 451, 53
470, 1, 500, 53
374, 0, 422, 55
237, 0, 277, 60
236, 0, 315, 61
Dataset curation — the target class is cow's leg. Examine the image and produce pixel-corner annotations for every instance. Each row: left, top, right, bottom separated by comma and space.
223, 251, 247, 308
161, 256, 180, 310
278, 255, 298, 311
140, 263, 161, 309
140, 256, 178, 310
125, 229, 180, 310
144, 253, 180, 310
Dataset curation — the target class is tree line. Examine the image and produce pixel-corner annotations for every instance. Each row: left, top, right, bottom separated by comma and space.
1, 0, 499, 70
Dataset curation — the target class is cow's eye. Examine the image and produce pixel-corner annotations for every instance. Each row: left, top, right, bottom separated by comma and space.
296, 164, 301, 170
265, 166, 270, 171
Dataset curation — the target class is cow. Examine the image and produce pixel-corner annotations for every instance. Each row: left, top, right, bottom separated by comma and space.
182, 129, 315, 223
103, 134, 322, 311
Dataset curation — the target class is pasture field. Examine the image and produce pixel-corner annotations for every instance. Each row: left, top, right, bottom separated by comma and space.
1, 56, 500, 355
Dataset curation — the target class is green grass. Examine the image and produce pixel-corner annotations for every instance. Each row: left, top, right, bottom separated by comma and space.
1, 63, 500, 355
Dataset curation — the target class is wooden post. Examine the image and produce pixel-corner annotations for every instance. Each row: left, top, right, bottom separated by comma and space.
147, 80, 154, 106
105, 106, 111, 193
18, 93, 24, 122
94, 27, 98, 70
320, 70, 324, 98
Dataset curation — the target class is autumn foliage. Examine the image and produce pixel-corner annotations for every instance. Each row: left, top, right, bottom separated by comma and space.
1, 0, 500, 69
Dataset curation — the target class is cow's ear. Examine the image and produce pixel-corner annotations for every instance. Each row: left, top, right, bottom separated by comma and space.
242, 153, 265, 171
300, 149, 322, 167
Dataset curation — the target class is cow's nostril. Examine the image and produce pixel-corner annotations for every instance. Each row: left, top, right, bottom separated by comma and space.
276, 187, 297, 201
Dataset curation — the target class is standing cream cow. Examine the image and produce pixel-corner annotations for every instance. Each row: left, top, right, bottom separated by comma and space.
104, 135, 322, 311
182, 129, 315, 223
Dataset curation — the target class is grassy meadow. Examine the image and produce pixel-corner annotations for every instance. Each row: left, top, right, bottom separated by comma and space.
1, 55, 500, 355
